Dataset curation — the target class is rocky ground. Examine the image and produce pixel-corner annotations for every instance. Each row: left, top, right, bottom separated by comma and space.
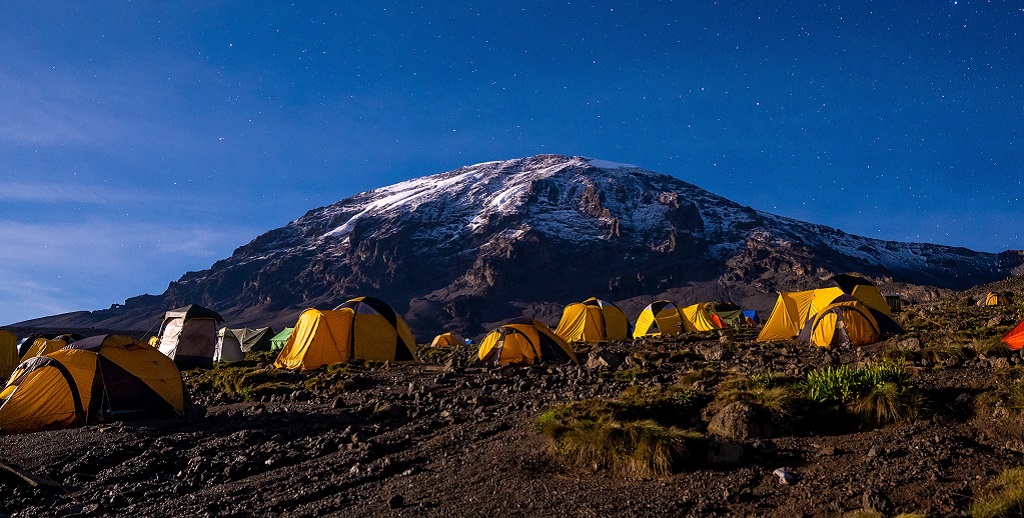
4, 291, 1024, 517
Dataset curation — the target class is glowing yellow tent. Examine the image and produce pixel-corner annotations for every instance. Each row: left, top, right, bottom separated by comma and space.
20, 336, 71, 361
633, 300, 685, 338
829, 274, 891, 315
798, 295, 903, 348
979, 292, 1011, 306
756, 287, 844, 342
430, 332, 464, 348
681, 303, 722, 332
555, 297, 630, 343
275, 297, 418, 370
0, 334, 186, 434
0, 330, 18, 381
477, 318, 577, 367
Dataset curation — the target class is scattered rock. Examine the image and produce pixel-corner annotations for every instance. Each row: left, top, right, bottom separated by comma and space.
707, 402, 774, 440
898, 337, 922, 352
700, 343, 727, 361
388, 494, 404, 509
585, 349, 623, 370
772, 467, 794, 485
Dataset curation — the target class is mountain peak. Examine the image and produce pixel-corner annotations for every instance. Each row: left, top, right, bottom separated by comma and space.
20, 155, 1024, 338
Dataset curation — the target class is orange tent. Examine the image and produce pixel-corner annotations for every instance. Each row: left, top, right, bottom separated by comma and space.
1003, 320, 1024, 350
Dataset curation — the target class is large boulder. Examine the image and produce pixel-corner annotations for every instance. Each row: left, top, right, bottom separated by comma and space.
707, 402, 774, 440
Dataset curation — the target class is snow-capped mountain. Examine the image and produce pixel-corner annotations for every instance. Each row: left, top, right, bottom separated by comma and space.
21, 155, 1024, 337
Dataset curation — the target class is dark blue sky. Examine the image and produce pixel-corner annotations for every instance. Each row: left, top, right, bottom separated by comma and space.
2, 1, 1022, 324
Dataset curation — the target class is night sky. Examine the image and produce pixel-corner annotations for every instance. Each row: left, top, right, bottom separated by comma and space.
2, 1, 1022, 324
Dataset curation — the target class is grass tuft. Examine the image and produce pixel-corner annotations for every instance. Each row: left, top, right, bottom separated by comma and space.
535, 387, 703, 478
716, 370, 798, 418
978, 367, 1024, 415
971, 467, 1024, 518
185, 366, 300, 401
802, 360, 919, 425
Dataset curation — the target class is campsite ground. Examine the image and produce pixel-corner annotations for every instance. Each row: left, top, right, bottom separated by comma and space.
3, 296, 1024, 517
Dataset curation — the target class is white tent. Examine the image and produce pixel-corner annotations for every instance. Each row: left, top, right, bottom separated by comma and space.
215, 328, 244, 363
156, 304, 223, 369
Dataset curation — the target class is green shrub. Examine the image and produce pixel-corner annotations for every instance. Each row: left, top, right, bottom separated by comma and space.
801, 361, 919, 425
882, 347, 918, 363
748, 369, 781, 390
803, 365, 858, 405
971, 467, 1024, 518
922, 344, 974, 365
417, 345, 456, 365
844, 512, 926, 518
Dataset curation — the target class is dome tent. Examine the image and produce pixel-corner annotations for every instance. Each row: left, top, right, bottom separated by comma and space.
798, 295, 904, 348
554, 297, 631, 343
681, 302, 723, 332
275, 297, 418, 370
156, 304, 224, 369
979, 292, 1011, 306
214, 328, 244, 363
430, 332, 465, 348
230, 327, 276, 353
20, 333, 85, 361
0, 334, 187, 434
828, 274, 892, 315
477, 318, 577, 367
269, 327, 294, 351
633, 300, 686, 338
756, 287, 845, 342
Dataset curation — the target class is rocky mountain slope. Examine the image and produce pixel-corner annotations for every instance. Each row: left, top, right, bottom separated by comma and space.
16, 154, 1024, 338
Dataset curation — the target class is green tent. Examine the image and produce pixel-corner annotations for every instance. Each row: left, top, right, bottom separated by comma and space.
269, 327, 294, 351
711, 302, 744, 327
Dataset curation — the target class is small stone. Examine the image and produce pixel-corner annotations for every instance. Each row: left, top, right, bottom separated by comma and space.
898, 337, 922, 352
388, 494, 404, 509
772, 467, 794, 485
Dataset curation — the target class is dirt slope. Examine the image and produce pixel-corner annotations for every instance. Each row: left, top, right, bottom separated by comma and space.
3, 298, 1024, 517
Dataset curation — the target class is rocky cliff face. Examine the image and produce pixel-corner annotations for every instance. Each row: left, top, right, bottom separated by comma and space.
18, 155, 1024, 338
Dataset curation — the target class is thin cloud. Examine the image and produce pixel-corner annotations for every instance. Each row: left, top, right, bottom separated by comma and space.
0, 182, 161, 205
0, 219, 262, 324
0, 74, 119, 146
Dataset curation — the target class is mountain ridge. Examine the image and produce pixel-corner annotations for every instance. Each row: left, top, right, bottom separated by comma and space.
13, 154, 1024, 338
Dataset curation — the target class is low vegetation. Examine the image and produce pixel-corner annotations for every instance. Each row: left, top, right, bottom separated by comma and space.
186, 364, 309, 401
970, 467, 1024, 518
534, 386, 702, 478
802, 361, 920, 426
977, 367, 1024, 415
